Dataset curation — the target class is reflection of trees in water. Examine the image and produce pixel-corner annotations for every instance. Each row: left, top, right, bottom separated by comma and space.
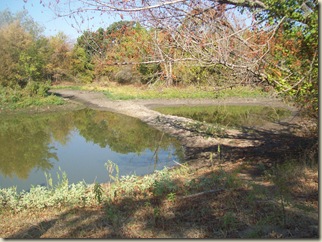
0, 109, 183, 179
74, 109, 184, 162
0, 115, 59, 179
0, 111, 78, 179
74, 109, 181, 154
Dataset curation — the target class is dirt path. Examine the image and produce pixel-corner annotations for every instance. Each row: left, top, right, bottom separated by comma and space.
50, 89, 304, 169
50, 89, 297, 121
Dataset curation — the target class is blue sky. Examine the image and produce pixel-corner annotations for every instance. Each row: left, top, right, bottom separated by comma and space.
0, 0, 123, 41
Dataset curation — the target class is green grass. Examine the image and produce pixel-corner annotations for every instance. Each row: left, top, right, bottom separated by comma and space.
51, 85, 84, 91
103, 85, 270, 100
0, 94, 65, 110
3, 82, 271, 111
0, 162, 189, 212
51, 83, 270, 100
0, 83, 65, 111
154, 105, 292, 128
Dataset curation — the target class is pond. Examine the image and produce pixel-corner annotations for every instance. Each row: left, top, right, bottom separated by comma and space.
0, 108, 184, 192
153, 105, 292, 128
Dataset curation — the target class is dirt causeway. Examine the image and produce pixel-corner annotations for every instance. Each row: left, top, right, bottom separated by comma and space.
50, 89, 307, 168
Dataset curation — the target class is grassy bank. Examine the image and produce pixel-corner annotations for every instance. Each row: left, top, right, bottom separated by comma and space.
1, 83, 271, 111
51, 83, 272, 100
0, 84, 65, 111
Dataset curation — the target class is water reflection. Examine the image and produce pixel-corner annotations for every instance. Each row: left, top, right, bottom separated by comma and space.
154, 105, 292, 128
0, 109, 184, 191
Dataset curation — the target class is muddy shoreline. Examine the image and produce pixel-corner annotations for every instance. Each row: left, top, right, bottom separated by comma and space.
43, 89, 304, 169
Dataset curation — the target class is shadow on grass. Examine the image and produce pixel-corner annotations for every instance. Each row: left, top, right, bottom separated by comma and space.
188, 121, 317, 169
7, 183, 318, 238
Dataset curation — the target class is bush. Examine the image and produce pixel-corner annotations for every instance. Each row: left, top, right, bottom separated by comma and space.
24, 81, 50, 97
138, 63, 162, 84
114, 67, 139, 84
0, 82, 64, 110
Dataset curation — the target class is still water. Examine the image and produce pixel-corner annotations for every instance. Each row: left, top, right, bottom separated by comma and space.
0, 109, 184, 191
154, 105, 292, 128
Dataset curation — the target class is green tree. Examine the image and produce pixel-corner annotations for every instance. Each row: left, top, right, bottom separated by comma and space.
0, 10, 50, 93
256, 0, 318, 118
76, 29, 103, 59
0, 9, 43, 38
0, 21, 33, 87
103, 21, 152, 84
70, 45, 94, 83
77, 21, 158, 84
18, 37, 50, 86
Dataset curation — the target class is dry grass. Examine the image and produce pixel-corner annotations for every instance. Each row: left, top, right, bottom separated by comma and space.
51, 82, 269, 100
1, 154, 318, 238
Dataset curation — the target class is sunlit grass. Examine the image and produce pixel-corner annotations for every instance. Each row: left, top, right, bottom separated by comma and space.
51, 83, 270, 100
0, 94, 65, 110
0, 83, 66, 111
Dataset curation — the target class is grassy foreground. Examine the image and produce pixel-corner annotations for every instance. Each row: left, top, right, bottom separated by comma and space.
0, 152, 318, 238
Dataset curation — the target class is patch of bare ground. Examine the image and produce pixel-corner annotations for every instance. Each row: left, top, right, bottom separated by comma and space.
1, 89, 318, 238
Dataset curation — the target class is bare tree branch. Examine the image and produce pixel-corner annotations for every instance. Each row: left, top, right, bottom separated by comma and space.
46, 0, 286, 86
217, 0, 267, 9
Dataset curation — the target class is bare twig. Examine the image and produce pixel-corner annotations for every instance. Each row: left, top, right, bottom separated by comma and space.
178, 188, 224, 200
172, 160, 189, 169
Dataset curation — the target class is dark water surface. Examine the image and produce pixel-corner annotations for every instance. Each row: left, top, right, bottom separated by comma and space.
0, 108, 184, 191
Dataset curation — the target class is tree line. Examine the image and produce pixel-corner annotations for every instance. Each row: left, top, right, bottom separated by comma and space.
0, 11, 244, 87
0, 0, 318, 119
47, 0, 317, 119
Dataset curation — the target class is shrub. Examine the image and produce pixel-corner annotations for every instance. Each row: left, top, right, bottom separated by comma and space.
114, 67, 139, 84
24, 81, 50, 97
